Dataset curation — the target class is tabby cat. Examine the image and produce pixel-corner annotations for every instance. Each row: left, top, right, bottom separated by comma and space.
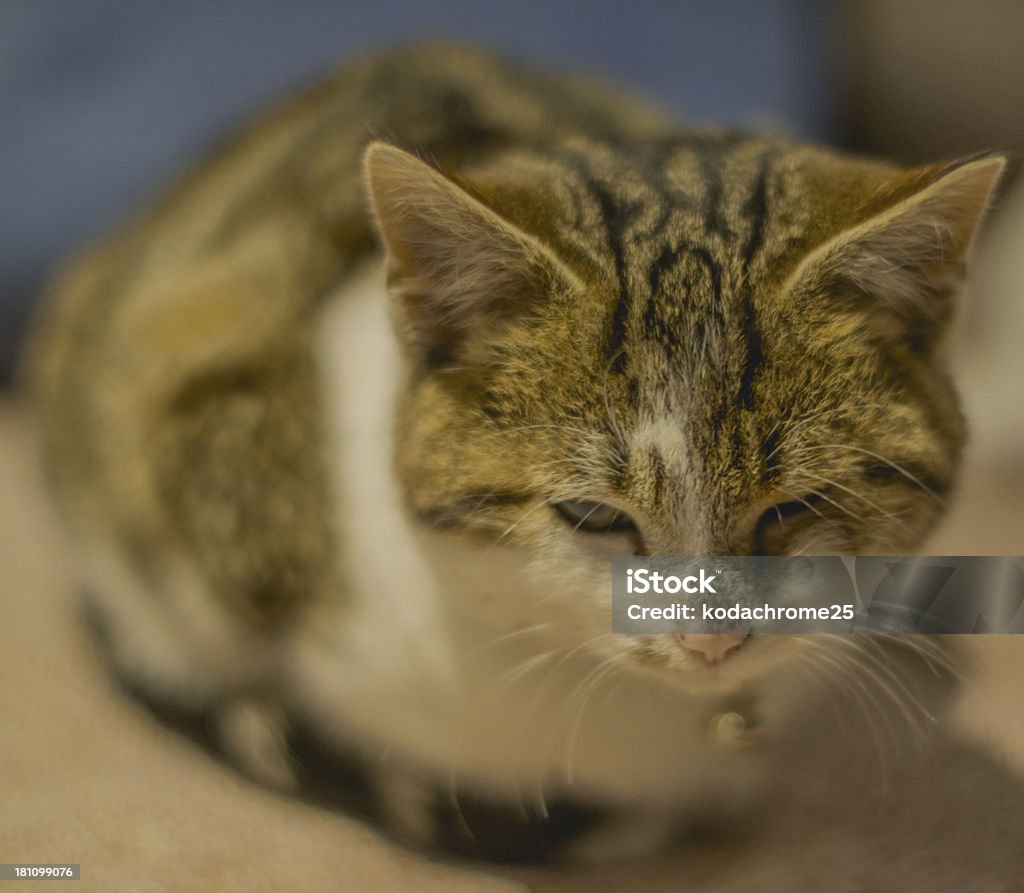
25, 44, 1003, 861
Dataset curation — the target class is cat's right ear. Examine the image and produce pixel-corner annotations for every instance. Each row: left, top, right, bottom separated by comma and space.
786, 154, 1006, 355
363, 142, 577, 364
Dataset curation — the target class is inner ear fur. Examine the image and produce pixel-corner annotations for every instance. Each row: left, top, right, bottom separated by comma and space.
363, 142, 579, 363
788, 154, 1006, 352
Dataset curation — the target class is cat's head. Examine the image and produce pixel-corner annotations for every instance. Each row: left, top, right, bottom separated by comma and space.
363, 137, 1003, 691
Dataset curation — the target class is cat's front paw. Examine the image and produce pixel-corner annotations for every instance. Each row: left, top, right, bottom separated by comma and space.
216, 696, 297, 791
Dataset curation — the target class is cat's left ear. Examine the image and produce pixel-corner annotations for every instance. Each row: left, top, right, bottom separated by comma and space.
363, 142, 578, 364
791, 154, 1006, 353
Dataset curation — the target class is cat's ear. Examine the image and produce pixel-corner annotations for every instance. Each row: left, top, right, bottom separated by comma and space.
363, 142, 577, 363
791, 154, 1006, 353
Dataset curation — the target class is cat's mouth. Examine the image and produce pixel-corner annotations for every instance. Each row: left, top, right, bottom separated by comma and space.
673, 633, 750, 666
625, 632, 791, 696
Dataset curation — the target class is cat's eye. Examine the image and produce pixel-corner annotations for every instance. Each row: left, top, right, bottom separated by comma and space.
754, 495, 824, 553
553, 499, 638, 534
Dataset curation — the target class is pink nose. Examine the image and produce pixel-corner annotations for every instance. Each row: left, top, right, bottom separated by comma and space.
676, 634, 749, 665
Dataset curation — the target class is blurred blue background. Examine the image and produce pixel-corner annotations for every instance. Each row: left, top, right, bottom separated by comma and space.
1, 0, 841, 382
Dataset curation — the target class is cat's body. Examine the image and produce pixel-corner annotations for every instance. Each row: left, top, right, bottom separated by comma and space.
26, 44, 1003, 860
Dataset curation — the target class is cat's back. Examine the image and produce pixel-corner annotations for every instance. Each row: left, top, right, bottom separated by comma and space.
24, 42, 678, 625
27, 42, 675, 419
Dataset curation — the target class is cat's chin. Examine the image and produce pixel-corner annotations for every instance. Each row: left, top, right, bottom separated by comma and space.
657, 663, 761, 698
